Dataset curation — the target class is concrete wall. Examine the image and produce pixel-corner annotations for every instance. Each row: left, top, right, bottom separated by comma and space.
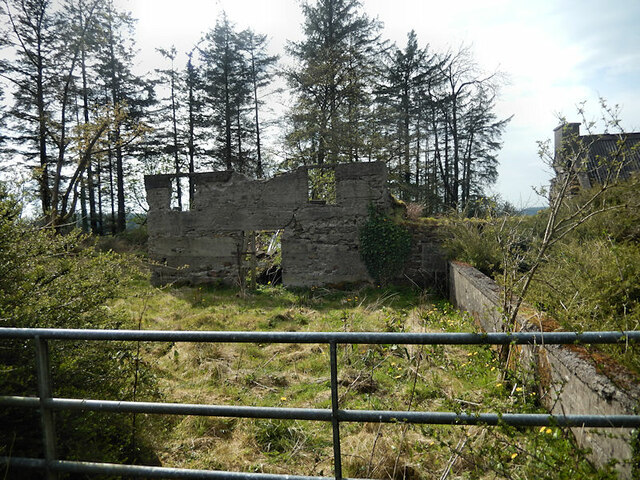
449, 261, 640, 478
401, 221, 448, 292
144, 162, 390, 287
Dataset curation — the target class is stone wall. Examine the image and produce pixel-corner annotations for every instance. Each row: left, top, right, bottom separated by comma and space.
449, 260, 640, 478
401, 221, 448, 292
144, 162, 390, 287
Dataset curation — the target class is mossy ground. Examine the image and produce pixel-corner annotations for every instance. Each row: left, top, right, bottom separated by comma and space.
112, 280, 620, 479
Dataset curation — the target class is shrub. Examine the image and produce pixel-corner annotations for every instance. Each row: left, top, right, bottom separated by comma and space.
0, 188, 157, 470
442, 217, 503, 277
359, 205, 412, 284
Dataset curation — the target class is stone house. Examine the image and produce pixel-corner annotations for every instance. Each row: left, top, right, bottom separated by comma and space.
551, 122, 640, 197
144, 162, 391, 287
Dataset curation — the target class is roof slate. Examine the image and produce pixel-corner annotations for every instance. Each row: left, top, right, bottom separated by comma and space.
579, 133, 640, 185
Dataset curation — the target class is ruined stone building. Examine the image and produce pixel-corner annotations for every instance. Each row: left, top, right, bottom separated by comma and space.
145, 162, 393, 287
552, 122, 640, 197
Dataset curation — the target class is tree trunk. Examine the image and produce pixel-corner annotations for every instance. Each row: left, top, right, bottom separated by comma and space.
170, 68, 182, 209
187, 55, 196, 205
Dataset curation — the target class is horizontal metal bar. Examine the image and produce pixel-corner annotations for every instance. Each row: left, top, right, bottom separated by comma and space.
0, 396, 332, 421
0, 457, 335, 480
0, 328, 638, 345
339, 410, 640, 428
2, 396, 638, 428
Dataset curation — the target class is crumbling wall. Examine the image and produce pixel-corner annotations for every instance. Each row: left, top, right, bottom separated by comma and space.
449, 260, 640, 478
402, 221, 448, 291
145, 162, 390, 287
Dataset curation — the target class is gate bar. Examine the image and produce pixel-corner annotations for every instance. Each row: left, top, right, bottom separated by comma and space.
34, 337, 57, 480
329, 341, 342, 480
2, 396, 640, 428
0, 457, 334, 480
1, 328, 639, 345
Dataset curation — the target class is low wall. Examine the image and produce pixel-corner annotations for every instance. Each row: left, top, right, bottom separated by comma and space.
449, 261, 639, 478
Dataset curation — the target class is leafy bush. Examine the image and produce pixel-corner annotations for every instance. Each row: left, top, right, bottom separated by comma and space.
0, 188, 158, 470
442, 217, 502, 276
359, 206, 412, 284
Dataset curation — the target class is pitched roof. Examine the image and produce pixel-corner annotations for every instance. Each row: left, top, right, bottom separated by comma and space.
579, 132, 640, 185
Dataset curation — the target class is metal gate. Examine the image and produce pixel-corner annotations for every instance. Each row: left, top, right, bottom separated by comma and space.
1, 328, 639, 479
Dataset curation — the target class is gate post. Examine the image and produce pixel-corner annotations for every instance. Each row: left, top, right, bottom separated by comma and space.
35, 336, 58, 480
329, 341, 343, 480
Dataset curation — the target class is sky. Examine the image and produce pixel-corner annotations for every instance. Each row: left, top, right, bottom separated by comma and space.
116, 0, 640, 208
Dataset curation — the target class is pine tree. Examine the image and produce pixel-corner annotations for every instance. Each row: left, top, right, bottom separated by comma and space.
240, 29, 278, 178
377, 30, 442, 200
286, 0, 382, 165
152, 46, 186, 208
200, 14, 246, 171
93, 0, 151, 232
1, 0, 57, 215
0, 0, 120, 227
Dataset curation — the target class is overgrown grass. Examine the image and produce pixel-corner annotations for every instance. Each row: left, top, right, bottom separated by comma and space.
108, 281, 619, 479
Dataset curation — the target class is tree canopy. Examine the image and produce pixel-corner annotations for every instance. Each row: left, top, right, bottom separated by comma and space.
0, 1, 509, 223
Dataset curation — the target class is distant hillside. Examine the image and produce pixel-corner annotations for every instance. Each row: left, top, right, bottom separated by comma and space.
519, 206, 546, 216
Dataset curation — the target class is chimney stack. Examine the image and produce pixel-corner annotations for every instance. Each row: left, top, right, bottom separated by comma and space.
553, 122, 581, 170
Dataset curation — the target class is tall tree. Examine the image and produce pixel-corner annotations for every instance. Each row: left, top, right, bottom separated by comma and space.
198, 16, 276, 177
377, 30, 443, 200
241, 29, 278, 178
0, 0, 148, 229
285, 0, 381, 165
93, 0, 150, 232
200, 14, 246, 171
0, 0, 120, 227
436, 46, 509, 211
184, 45, 205, 205
1, 0, 56, 215
153, 46, 185, 208
75, 0, 103, 233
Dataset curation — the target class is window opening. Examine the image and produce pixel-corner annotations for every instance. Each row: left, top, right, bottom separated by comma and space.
255, 230, 283, 286
307, 167, 336, 204
170, 176, 191, 211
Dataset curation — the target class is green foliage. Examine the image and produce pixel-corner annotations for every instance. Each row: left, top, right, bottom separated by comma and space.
0, 189, 157, 468
307, 167, 336, 204
445, 177, 640, 372
524, 180, 640, 370
359, 206, 412, 284
443, 208, 550, 278
442, 217, 503, 276
254, 419, 308, 455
